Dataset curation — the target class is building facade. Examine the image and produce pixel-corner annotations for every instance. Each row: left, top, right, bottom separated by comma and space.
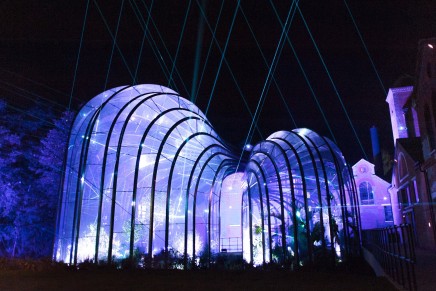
386, 38, 436, 250
352, 159, 393, 230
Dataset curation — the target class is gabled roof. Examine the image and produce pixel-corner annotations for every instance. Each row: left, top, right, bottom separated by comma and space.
352, 158, 374, 168
352, 158, 390, 186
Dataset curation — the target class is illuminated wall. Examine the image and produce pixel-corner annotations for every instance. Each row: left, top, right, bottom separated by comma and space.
352, 159, 393, 230
54, 85, 359, 268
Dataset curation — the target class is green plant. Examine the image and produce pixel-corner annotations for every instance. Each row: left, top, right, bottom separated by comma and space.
311, 221, 325, 244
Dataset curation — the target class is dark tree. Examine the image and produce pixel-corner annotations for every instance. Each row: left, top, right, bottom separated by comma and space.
0, 99, 73, 258
0, 100, 22, 256
34, 110, 74, 256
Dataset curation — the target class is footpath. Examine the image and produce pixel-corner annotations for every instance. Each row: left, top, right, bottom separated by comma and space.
414, 248, 436, 291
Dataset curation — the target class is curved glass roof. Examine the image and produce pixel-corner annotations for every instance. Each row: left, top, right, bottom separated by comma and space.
242, 129, 359, 266
54, 85, 359, 269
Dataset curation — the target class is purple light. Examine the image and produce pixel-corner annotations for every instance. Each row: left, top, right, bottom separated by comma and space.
244, 144, 252, 151
54, 85, 358, 268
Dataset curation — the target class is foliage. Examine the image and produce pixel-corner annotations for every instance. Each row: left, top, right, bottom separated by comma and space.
311, 221, 325, 244
197, 241, 210, 269
252, 224, 263, 265
270, 244, 284, 263
0, 257, 71, 271
0, 99, 73, 258
330, 217, 339, 245
122, 220, 145, 245
211, 253, 249, 270
254, 224, 262, 235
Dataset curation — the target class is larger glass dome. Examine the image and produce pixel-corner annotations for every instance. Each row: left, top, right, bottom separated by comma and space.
54, 85, 359, 269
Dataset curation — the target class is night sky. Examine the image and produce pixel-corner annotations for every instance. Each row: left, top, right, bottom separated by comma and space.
1, 0, 435, 164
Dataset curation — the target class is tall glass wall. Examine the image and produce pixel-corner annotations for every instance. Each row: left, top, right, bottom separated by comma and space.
54, 85, 359, 269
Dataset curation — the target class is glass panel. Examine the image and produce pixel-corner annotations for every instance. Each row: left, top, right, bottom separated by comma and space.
56, 83, 359, 269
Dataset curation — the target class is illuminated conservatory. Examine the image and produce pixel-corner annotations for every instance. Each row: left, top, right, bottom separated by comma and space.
54, 84, 360, 268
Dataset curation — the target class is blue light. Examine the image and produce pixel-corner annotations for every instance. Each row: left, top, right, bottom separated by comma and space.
55, 85, 358, 269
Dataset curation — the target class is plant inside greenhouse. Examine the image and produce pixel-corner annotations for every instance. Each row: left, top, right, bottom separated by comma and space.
54, 84, 360, 269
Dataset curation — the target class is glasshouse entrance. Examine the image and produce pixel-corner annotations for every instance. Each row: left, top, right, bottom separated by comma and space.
53, 85, 360, 269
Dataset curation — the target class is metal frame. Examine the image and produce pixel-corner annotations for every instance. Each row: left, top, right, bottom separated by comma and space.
54, 85, 359, 269
241, 129, 359, 266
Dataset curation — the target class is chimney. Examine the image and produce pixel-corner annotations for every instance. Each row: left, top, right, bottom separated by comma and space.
370, 126, 383, 177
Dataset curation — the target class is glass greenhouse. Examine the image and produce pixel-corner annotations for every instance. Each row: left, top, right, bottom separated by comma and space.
54, 84, 360, 269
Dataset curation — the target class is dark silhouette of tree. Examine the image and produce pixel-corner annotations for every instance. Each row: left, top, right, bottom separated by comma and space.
0, 100, 22, 256
0, 99, 73, 258
34, 110, 74, 256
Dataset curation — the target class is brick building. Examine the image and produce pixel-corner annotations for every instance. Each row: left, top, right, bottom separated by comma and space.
386, 38, 436, 250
